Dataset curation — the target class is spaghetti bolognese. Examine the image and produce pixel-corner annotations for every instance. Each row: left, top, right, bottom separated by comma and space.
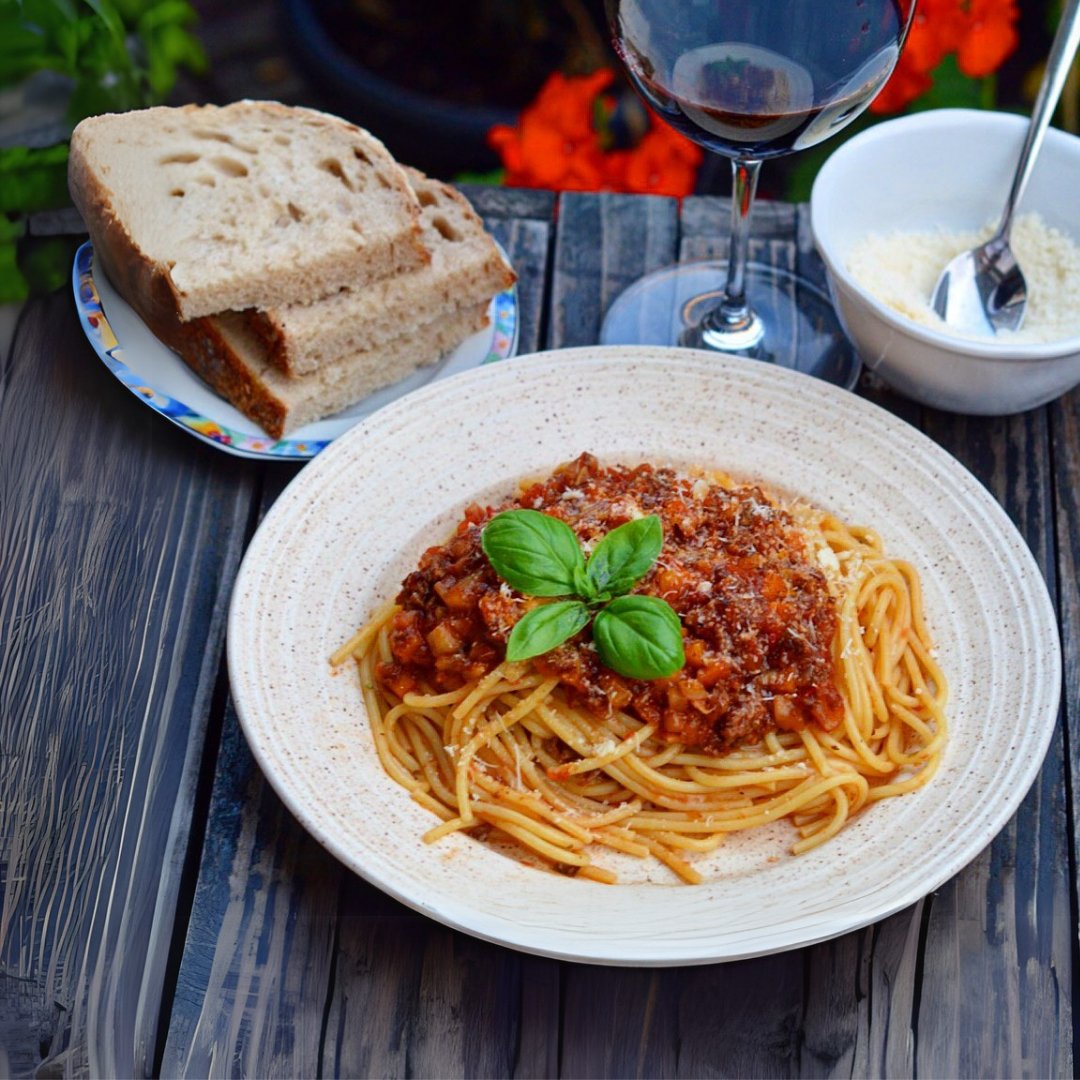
332, 453, 947, 884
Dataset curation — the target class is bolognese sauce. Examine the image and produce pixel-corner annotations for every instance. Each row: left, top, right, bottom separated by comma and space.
380, 453, 844, 752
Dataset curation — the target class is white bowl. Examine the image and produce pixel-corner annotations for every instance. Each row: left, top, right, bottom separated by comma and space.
810, 108, 1080, 414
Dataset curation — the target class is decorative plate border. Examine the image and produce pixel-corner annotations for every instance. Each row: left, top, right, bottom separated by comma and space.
72, 242, 520, 461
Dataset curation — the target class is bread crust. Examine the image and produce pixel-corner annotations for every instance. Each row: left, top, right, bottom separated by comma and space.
243, 172, 516, 375
69, 102, 429, 319
70, 103, 507, 439
69, 139, 188, 334
82, 221, 291, 435
182, 302, 489, 439
87, 231, 491, 438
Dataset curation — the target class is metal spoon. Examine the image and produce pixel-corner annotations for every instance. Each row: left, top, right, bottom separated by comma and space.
931, 0, 1080, 336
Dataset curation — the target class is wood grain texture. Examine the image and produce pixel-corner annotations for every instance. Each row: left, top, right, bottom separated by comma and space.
0, 293, 258, 1079
547, 193, 1074, 1079
1052, 389, 1080, 1080
158, 201, 563, 1078
5, 191, 1076, 1080
160, 702, 341, 1079
548, 193, 678, 348
457, 185, 556, 224
915, 407, 1072, 1078
324, 890, 560, 1079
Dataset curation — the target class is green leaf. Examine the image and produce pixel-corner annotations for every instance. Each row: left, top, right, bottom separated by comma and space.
454, 168, 506, 186
585, 514, 662, 598
0, 145, 71, 214
0, 237, 30, 303
908, 54, 984, 114
506, 600, 591, 662
593, 595, 685, 680
572, 562, 595, 602
82, 0, 125, 42
481, 509, 585, 597
18, 234, 80, 294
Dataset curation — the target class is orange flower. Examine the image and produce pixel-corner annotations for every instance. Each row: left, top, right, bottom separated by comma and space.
871, 0, 1019, 114
870, 63, 934, 114
489, 70, 702, 196
957, 0, 1019, 77
607, 125, 703, 197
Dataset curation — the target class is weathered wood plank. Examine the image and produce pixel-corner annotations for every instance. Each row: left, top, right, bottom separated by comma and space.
0, 292, 258, 1078
160, 460, 344, 1079
324, 887, 559, 1079
912, 406, 1072, 1078
548, 192, 679, 348
560, 968, 680, 1078
681, 193, 798, 252
1052, 387, 1080, 1075
485, 216, 549, 358
158, 196, 561, 1078
160, 702, 341, 1080
459, 185, 556, 224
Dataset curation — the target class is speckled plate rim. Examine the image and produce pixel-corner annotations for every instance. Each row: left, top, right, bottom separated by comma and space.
71, 241, 519, 460
227, 345, 1061, 965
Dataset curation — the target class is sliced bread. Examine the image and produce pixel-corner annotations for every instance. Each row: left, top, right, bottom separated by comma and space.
69, 101, 428, 321
247, 168, 516, 375
175, 303, 491, 438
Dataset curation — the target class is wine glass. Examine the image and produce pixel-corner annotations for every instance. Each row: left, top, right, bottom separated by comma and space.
603, 0, 916, 382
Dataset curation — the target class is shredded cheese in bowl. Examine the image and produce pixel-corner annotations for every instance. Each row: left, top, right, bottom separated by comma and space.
846, 213, 1080, 344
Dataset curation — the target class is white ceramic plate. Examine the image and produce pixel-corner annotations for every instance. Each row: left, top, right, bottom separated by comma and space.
72, 242, 519, 460
227, 346, 1061, 965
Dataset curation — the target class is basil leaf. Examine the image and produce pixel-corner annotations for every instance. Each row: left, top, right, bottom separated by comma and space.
482, 509, 585, 597
572, 563, 597, 602
586, 514, 663, 597
506, 600, 591, 662
593, 595, 685, 680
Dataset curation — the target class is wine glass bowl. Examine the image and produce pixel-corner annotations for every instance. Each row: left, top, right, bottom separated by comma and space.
602, 0, 916, 382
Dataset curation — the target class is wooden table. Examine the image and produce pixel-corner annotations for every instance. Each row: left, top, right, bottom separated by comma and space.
2, 187, 1076, 1078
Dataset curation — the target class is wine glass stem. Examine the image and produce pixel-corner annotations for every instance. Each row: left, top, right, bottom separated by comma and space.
699, 157, 764, 350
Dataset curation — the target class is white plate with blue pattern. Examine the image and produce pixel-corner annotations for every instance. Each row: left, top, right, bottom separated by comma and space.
72, 242, 520, 461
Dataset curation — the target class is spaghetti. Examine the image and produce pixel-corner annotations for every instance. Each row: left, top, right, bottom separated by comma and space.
332, 455, 947, 884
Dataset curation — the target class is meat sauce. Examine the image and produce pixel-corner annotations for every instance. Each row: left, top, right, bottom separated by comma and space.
380, 454, 844, 753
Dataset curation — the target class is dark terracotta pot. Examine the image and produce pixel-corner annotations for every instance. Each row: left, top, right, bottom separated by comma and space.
278, 0, 517, 175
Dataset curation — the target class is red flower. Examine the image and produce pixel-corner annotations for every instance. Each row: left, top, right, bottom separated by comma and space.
489, 70, 702, 196
957, 0, 1020, 76
871, 0, 1019, 114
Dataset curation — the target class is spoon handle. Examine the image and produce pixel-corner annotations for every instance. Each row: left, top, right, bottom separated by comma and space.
998, 0, 1080, 242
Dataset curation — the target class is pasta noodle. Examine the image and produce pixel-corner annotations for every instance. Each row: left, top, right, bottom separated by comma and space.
332, 457, 947, 884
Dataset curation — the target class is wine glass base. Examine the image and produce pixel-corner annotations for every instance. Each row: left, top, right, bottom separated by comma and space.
599, 261, 860, 389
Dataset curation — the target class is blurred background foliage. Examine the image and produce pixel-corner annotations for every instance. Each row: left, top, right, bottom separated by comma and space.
1, 0, 1076, 301
0, 0, 206, 301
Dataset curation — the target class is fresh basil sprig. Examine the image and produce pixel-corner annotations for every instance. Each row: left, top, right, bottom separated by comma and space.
481, 509, 685, 680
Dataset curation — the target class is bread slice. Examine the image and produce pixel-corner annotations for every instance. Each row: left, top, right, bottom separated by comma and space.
69, 102, 428, 321
90, 217, 492, 438
187, 303, 492, 437
247, 168, 516, 375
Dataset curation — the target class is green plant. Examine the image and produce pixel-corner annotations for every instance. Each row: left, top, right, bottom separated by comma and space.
0, 0, 206, 301
481, 509, 686, 680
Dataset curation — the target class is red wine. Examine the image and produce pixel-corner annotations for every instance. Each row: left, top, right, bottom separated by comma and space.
610, 0, 913, 160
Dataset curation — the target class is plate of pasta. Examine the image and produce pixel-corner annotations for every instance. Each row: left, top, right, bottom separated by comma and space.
227, 344, 1060, 964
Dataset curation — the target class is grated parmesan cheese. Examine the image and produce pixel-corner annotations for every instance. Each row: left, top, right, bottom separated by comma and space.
846, 213, 1080, 343
815, 544, 841, 575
